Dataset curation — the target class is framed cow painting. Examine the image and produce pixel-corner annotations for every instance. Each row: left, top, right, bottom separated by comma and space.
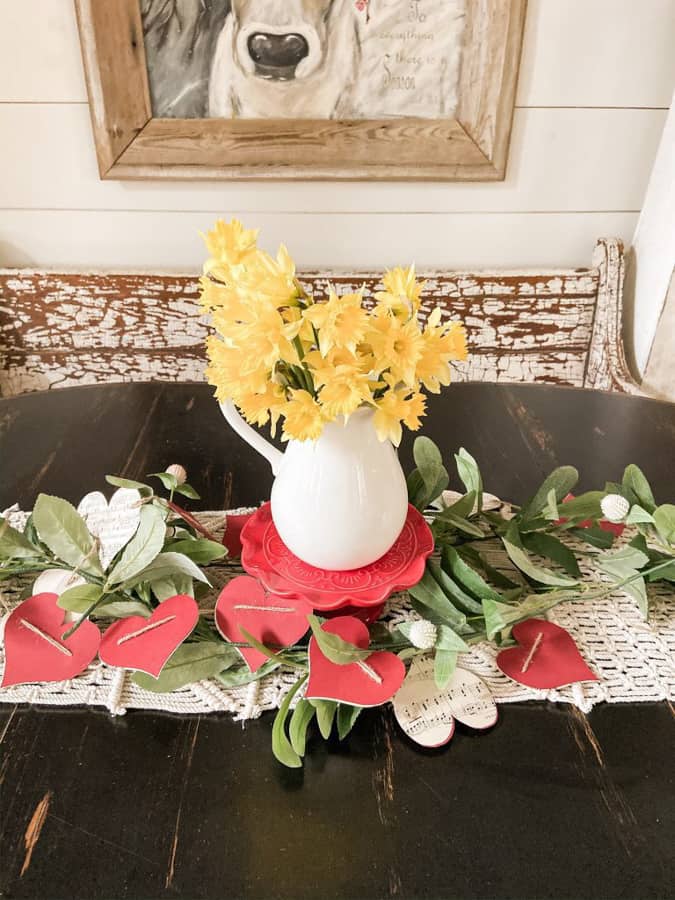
75, 0, 527, 180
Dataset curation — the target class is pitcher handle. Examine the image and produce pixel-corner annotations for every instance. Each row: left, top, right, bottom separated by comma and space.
220, 400, 284, 476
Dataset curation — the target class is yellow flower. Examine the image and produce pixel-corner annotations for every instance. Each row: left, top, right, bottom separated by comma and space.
225, 306, 302, 374
375, 265, 426, 319
235, 246, 301, 310
203, 219, 258, 272
236, 383, 287, 432
365, 312, 424, 387
318, 367, 372, 419
281, 390, 325, 442
416, 310, 468, 393
205, 337, 270, 401
373, 383, 427, 445
303, 291, 368, 356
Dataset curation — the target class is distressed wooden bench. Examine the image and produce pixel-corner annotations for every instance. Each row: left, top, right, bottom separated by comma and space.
0, 238, 638, 398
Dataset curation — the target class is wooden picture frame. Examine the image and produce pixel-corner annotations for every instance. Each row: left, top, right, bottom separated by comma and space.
75, 0, 527, 181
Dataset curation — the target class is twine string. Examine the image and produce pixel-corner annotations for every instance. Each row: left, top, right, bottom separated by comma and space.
117, 615, 176, 646
357, 660, 382, 685
233, 604, 296, 613
521, 631, 544, 673
20, 618, 73, 657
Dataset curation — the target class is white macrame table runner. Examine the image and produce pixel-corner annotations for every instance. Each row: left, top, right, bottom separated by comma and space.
1, 509, 673, 719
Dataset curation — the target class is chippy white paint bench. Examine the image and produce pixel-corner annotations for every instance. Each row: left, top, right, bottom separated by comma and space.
0, 238, 638, 398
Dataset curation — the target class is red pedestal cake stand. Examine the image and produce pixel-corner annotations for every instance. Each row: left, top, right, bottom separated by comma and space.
240, 503, 434, 622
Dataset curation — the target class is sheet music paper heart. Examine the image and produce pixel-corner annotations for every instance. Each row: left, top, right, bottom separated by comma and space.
77, 488, 141, 569
1, 593, 101, 687
393, 656, 498, 748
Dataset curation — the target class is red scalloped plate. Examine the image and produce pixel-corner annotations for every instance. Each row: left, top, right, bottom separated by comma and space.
240, 502, 433, 611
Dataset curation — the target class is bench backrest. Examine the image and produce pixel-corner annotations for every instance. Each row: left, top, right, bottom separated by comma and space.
0, 238, 638, 398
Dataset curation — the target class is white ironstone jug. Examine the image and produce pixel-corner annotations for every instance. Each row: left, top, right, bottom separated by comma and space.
221, 401, 408, 570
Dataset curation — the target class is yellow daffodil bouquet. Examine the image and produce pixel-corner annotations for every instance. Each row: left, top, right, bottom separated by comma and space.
200, 220, 468, 446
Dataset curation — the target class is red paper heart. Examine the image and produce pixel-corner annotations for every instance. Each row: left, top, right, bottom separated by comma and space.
1, 593, 101, 687
99, 594, 199, 677
496, 618, 598, 689
215, 576, 312, 672
306, 616, 405, 707
222, 513, 254, 558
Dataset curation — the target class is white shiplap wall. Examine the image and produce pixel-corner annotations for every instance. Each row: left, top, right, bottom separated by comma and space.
0, 0, 673, 273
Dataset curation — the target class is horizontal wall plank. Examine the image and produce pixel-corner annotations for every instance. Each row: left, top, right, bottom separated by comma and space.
0, 0, 87, 102
0, 210, 637, 270
1, 0, 673, 108
517, 0, 675, 108
0, 105, 664, 212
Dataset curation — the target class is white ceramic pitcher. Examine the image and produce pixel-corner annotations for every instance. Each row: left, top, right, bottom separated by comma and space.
220, 400, 408, 570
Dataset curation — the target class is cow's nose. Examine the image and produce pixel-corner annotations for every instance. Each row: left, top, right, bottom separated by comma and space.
247, 32, 310, 77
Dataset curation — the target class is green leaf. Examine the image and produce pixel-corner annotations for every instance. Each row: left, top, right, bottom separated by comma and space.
543, 489, 559, 521
337, 703, 363, 739
239, 628, 281, 662
408, 571, 468, 630
107, 505, 166, 585
57, 583, 103, 613
622, 464, 656, 513
410, 436, 449, 509
556, 491, 605, 521
33, 494, 103, 577
521, 466, 578, 521
599, 545, 650, 573
568, 526, 615, 549
482, 592, 577, 640
307, 614, 370, 665
442, 490, 476, 520
151, 574, 194, 602
173, 483, 201, 500
432, 508, 484, 537
132, 642, 238, 693
150, 472, 178, 492
454, 448, 483, 513
502, 522, 577, 588
289, 699, 315, 756
435, 624, 469, 653
164, 538, 226, 564
434, 649, 458, 689
312, 699, 337, 739
441, 545, 502, 603
106, 475, 152, 495
625, 505, 655, 525
121, 551, 210, 589
0, 517, 41, 560
406, 469, 427, 511
429, 558, 483, 615
521, 532, 581, 578
216, 658, 281, 688
653, 504, 675, 545
95, 599, 152, 619
272, 676, 307, 768
456, 544, 518, 589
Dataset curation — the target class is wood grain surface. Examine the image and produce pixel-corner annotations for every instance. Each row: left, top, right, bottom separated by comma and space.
0, 239, 637, 397
0, 381, 674, 899
74, 0, 526, 180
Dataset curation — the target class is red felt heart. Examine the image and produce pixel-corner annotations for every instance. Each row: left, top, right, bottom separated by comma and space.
1, 593, 101, 687
306, 616, 405, 707
215, 575, 312, 672
222, 512, 254, 558
496, 618, 598, 689
99, 594, 199, 677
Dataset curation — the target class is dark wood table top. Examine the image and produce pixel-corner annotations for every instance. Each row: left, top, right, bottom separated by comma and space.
0, 382, 673, 900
